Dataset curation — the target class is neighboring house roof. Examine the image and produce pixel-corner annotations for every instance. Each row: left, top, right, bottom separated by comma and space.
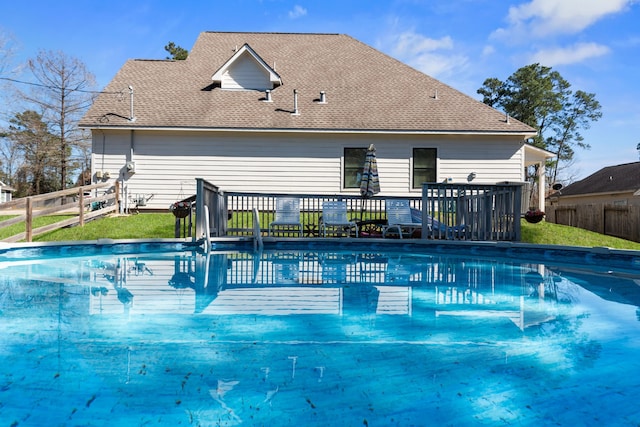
557, 161, 640, 197
0, 181, 15, 192
80, 31, 536, 135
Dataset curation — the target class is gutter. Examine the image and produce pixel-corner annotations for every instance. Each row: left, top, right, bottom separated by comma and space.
78, 124, 537, 138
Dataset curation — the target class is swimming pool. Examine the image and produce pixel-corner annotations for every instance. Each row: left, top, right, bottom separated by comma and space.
1, 239, 639, 426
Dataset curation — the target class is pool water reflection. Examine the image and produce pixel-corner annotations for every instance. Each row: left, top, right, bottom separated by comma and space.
1, 243, 640, 426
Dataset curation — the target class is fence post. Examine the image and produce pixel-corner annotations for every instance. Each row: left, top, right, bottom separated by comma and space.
26, 197, 33, 242
79, 188, 85, 227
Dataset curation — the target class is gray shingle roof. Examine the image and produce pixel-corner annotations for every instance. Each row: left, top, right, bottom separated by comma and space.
80, 31, 536, 134
557, 161, 640, 196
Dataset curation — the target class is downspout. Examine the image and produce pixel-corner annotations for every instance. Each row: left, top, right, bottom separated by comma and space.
130, 129, 135, 162
121, 129, 135, 214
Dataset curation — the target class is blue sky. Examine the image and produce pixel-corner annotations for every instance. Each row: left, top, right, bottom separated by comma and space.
1, 0, 638, 182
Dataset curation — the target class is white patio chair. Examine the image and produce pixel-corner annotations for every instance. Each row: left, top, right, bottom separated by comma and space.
268, 197, 303, 237
320, 201, 358, 237
382, 200, 421, 239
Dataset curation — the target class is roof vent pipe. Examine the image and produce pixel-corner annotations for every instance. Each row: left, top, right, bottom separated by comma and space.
506, 112, 510, 124
128, 85, 136, 122
319, 91, 327, 104
434, 89, 438, 100
292, 89, 300, 115
264, 89, 272, 102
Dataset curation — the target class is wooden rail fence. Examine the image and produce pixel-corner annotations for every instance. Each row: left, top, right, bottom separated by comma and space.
0, 182, 119, 243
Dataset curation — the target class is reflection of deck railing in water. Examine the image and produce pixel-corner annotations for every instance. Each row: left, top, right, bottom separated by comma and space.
84, 250, 551, 321
194, 178, 524, 241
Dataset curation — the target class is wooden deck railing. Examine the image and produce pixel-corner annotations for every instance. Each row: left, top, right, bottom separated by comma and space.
193, 179, 523, 242
422, 183, 523, 241
0, 182, 119, 243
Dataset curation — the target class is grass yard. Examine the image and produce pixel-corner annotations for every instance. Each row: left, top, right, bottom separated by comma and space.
3, 212, 635, 250
521, 220, 640, 250
27, 213, 177, 242
0, 215, 76, 241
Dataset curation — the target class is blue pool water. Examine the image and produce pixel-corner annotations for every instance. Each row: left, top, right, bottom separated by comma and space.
1, 240, 640, 426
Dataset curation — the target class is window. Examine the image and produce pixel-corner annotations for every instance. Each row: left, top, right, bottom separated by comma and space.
343, 148, 368, 188
413, 148, 437, 188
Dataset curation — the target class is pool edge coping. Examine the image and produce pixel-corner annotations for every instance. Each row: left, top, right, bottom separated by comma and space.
0, 236, 638, 256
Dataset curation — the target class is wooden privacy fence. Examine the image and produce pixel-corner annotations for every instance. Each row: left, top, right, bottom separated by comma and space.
547, 203, 640, 243
0, 182, 119, 243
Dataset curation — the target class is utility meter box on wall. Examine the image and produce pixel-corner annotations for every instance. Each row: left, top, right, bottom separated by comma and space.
126, 162, 136, 173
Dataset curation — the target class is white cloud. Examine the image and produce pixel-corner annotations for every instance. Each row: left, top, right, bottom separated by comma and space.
382, 31, 468, 78
288, 5, 307, 19
530, 42, 610, 66
482, 45, 496, 56
392, 32, 454, 55
494, 0, 635, 39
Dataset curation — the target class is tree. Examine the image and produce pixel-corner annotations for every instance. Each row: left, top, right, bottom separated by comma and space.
0, 30, 19, 124
7, 110, 58, 196
477, 63, 601, 186
18, 50, 96, 191
0, 130, 20, 185
164, 42, 188, 60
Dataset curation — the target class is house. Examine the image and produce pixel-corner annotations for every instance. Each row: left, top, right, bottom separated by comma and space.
80, 31, 551, 212
550, 161, 640, 207
0, 181, 15, 204
546, 162, 640, 242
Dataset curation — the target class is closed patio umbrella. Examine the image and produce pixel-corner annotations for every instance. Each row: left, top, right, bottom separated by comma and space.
359, 144, 380, 221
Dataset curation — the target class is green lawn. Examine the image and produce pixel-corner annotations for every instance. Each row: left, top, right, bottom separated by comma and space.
0, 215, 76, 241
521, 220, 640, 250
28, 213, 177, 242
1, 213, 638, 250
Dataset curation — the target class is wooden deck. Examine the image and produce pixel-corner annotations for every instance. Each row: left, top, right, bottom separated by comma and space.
189, 179, 524, 242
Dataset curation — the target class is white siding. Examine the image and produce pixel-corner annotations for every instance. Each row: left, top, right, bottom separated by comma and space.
91, 130, 526, 210
221, 53, 270, 90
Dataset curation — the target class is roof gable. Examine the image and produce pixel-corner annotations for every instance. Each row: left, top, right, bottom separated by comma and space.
211, 43, 282, 90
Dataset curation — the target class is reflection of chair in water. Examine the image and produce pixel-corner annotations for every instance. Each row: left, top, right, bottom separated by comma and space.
357, 253, 388, 284
385, 255, 419, 284
269, 197, 303, 237
320, 201, 358, 237
269, 252, 301, 284
320, 252, 356, 284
